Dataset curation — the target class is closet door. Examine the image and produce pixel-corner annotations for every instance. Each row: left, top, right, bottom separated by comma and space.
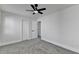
22, 20, 29, 40
32, 21, 37, 39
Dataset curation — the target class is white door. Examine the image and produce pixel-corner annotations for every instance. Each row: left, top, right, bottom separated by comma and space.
22, 20, 29, 40
32, 21, 37, 39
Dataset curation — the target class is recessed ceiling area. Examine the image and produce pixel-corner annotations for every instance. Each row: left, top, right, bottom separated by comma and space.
0, 4, 74, 17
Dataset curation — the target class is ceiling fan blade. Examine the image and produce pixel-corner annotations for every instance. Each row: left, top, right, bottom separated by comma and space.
35, 4, 38, 7
38, 8, 46, 11
31, 4, 35, 10
26, 10, 34, 11
38, 11, 43, 14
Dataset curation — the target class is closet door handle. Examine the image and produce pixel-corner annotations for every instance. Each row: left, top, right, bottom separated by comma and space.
32, 30, 35, 32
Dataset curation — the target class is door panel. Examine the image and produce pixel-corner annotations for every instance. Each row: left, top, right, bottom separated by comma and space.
22, 20, 29, 40
32, 21, 37, 39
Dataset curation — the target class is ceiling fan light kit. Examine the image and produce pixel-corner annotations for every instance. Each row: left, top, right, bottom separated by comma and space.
34, 11, 38, 13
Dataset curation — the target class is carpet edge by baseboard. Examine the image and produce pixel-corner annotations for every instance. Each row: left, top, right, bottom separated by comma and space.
42, 38, 79, 53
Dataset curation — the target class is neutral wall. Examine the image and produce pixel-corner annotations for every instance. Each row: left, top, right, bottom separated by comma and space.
37, 5, 79, 53
0, 10, 32, 46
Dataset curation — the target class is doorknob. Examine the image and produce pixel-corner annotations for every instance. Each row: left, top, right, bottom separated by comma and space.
32, 30, 34, 32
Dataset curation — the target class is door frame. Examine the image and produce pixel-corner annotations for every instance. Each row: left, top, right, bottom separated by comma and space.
37, 21, 41, 39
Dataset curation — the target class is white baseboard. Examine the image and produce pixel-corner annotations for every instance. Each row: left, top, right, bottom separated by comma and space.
0, 40, 23, 46
0, 38, 34, 47
42, 37, 79, 53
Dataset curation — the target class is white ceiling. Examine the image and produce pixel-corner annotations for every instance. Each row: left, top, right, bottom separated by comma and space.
0, 4, 73, 17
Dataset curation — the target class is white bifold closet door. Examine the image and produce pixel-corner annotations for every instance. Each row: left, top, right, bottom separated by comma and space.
32, 21, 37, 39
22, 20, 29, 40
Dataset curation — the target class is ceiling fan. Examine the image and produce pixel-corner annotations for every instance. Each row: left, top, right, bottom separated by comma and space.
26, 4, 46, 15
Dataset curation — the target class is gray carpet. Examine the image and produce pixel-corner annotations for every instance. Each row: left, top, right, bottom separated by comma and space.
0, 39, 77, 54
